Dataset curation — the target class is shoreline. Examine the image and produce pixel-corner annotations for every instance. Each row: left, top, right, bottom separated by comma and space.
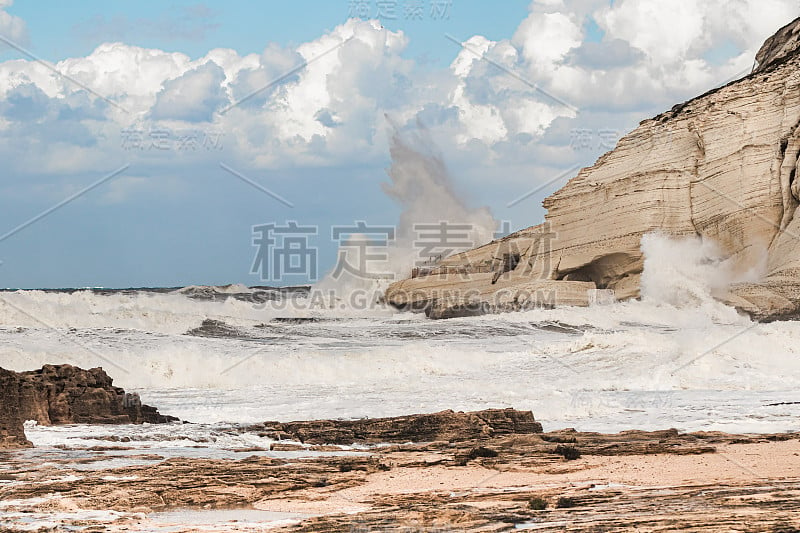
1, 409, 799, 532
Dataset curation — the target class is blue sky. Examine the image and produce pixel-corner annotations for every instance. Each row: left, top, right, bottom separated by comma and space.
0, 0, 795, 288
7, 0, 533, 64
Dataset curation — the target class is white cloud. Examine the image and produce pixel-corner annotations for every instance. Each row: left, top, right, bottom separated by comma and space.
598, 0, 798, 67
151, 61, 227, 122
56, 43, 194, 116
448, 36, 508, 144
598, 0, 706, 65
451, 35, 493, 77
267, 19, 411, 142
513, 10, 583, 68
0, 2, 796, 182
0, 0, 26, 46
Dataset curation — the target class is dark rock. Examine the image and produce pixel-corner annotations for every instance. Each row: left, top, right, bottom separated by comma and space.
540, 434, 577, 443
555, 496, 577, 508
256, 408, 543, 445
269, 317, 325, 324
528, 497, 547, 510
553, 444, 581, 460
755, 17, 800, 72
426, 300, 489, 320
467, 446, 499, 459
0, 368, 32, 449
0, 365, 177, 448
186, 319, 246, 338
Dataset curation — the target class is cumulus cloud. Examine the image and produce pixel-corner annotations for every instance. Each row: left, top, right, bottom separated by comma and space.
225, 43, 299, 110
513, 10, 582, 67
151, 61, 227, 122
596, 0, 797, 75
0, 0, 27, 47
55, 43, 195, 113
568, 39, 644, 69
1, 81, 47, 121
598, 0, 706, 65
0, 1, 796, 183
456, 0, 798, 126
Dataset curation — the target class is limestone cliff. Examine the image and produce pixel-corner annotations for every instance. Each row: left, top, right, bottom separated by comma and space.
386, 17, 800, 320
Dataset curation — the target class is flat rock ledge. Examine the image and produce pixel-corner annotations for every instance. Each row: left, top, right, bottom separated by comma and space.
0, 364, 177, 449
1, 410, 798, 531
251, 408, 543, 445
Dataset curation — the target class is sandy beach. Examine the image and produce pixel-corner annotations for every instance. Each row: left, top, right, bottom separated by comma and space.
3, 7, 800, 532
1, 412, 799, 532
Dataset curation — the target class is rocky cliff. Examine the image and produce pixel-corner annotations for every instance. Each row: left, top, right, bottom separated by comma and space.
0, 365, 177, 449
386, 17, 800, 320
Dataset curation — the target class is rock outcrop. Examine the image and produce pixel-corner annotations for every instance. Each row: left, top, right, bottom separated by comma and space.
386, 17, 800, 320
2, 419, 798, 531
0, 368, 32, 448
253, 408, 543, 445
755, 17, 800, 73
0, 365, 177, 447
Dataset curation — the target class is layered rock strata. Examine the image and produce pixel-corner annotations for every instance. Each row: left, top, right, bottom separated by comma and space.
253, 408, 543, 445
1, 414, 799, 531
386, 17, 800, 320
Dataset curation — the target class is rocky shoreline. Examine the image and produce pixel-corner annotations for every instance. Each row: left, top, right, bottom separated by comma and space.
5, 16, 800, 530
0, 400, 798, 531
0, 366, 798, 530
0, 364, 177, 449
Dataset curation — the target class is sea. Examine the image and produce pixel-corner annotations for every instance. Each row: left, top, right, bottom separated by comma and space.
1, 275, 799, 456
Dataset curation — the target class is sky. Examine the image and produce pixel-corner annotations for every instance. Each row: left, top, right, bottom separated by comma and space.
0, 0, 796, 288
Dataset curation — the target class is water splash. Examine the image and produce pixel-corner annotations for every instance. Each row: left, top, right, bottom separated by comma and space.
314, 119, 497, 303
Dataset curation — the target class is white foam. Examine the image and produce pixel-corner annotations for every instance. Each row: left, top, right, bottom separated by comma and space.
0, 289, 397, 335
640, 232, 766, 314
314, 123, 498, 296
1, 233, 800, 434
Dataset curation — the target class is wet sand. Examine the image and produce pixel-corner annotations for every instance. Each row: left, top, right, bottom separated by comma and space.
1, 421, 799, 532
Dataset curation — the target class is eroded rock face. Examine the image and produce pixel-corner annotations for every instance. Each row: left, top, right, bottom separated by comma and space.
386, 17, 800, 320
0, 368, 32, 449
253, 408, 543, 445
0, 365, 177, 447
755, 17, 800, 73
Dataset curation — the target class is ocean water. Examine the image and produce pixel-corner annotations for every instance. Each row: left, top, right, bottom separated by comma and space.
1, 279, 799, 451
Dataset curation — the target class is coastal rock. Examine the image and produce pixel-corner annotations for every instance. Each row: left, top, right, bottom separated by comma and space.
186, 318, 248, 338
0, 365, 177, 447
2, 420, 798, 531
755, 17, 800, 72
386, 17, 800, 321
0, 368, 32, 448
254, 408, 543, 445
